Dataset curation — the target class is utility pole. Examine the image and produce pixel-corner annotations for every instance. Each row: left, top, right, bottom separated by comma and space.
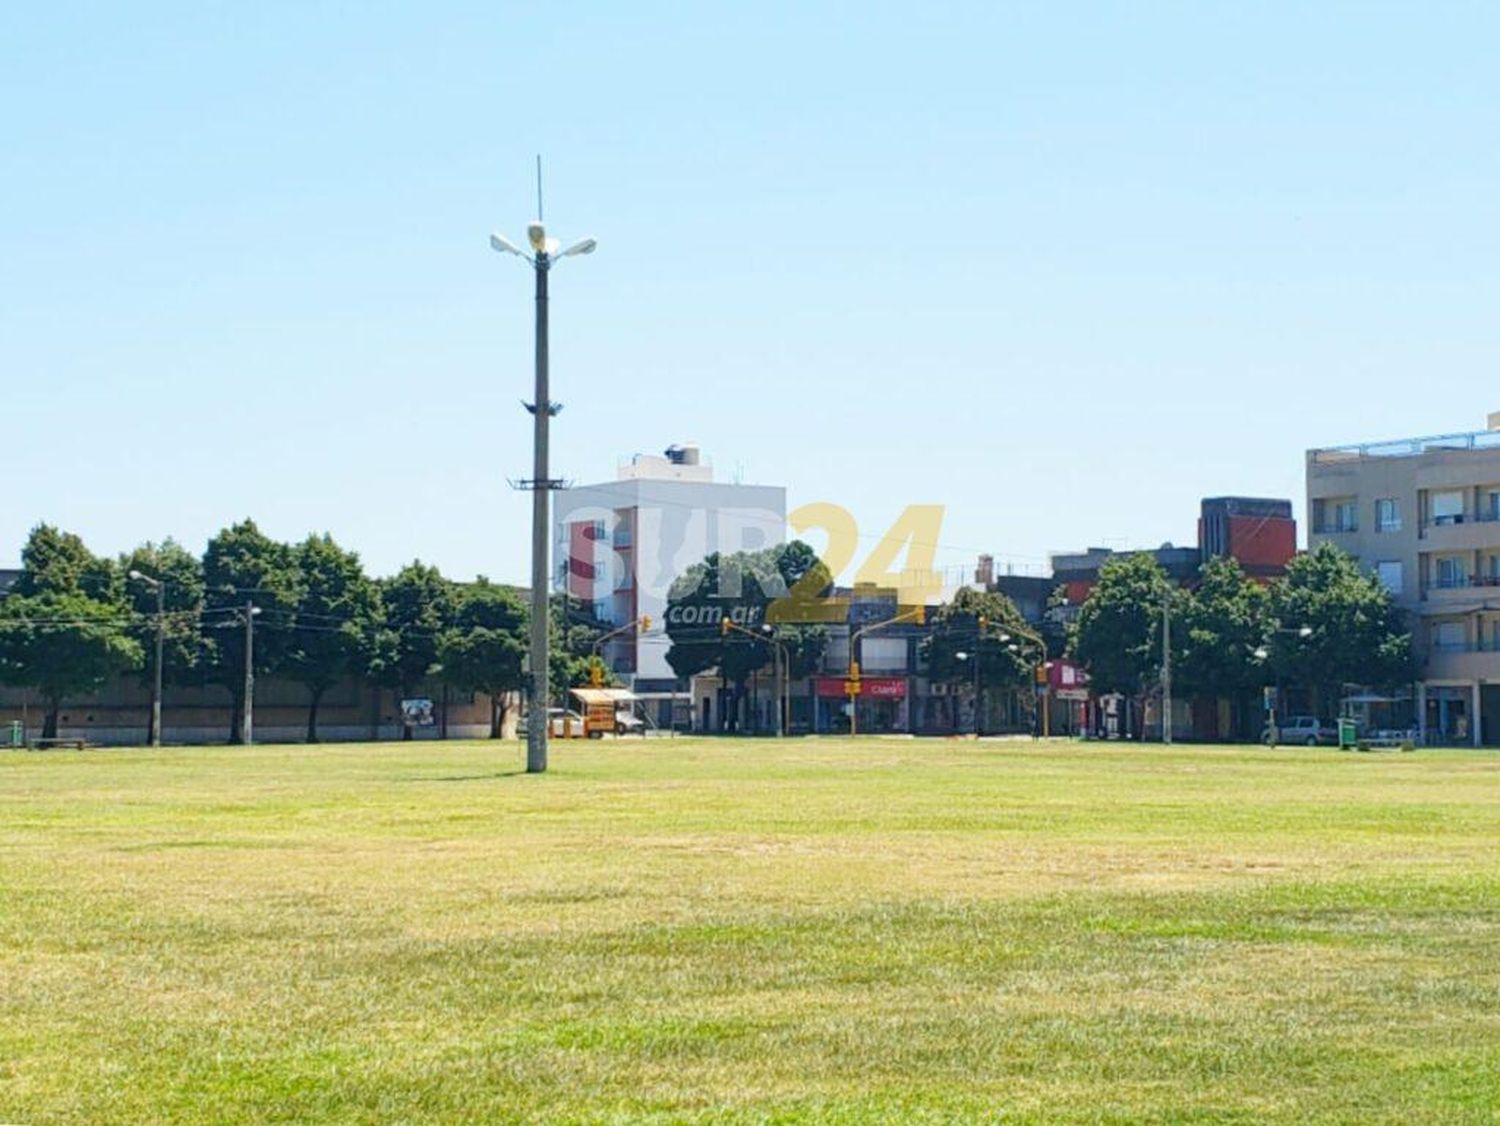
491, 186, 596, 775
243, 600, 256, 747
129, 570, 166, 747
150, 580, 164, 746
526, 243, 552, 774
1161, 592, 1173, 745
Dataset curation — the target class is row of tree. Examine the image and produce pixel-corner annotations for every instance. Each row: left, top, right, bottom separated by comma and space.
661, 543, 1045, 729
1072, 544, 1415, 736
660, 540, 1416, 739
0, 522, 609, 742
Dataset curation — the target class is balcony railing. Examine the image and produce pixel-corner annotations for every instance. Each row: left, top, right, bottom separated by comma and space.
1311, 428, 1500, 463
1427, 573, 1500, 590
1313, 523, 1359, 535
1430, 639, 1500, 654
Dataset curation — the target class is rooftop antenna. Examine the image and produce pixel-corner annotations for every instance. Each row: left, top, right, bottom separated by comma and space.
536, 154, 543, 220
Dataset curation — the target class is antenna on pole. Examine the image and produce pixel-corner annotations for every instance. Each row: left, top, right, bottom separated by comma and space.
536, 154, 543, 220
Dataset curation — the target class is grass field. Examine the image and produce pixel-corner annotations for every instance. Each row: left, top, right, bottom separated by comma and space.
2, 737, 1498, 1123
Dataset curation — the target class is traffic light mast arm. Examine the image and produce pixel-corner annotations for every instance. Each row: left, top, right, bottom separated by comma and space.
591, 616, 652, 658
589, 616, 654, 686
720, 618, 789, 667
849, 605, 927, 672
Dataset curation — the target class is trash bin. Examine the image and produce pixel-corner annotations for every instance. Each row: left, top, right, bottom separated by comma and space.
1337, 718, 1358, 749
8, 721, 23, 748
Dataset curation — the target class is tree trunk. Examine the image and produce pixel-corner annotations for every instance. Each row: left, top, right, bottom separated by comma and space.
400, 686, 414, 741
489, 697, 503, 739
441, 683, 450, 740
43, 696, 61, 741
306, 686, 325, 744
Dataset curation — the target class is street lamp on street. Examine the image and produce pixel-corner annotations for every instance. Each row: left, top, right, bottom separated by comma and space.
722, 619, 790, 737
128, 570, 165, 747
1253, 624, 1314, 747
491, 210, 596, 775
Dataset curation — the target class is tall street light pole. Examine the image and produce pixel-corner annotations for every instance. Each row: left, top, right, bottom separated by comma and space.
1161, 592, 1173, 745
242, 601, 260, 746
491, 216, 597, 774
128, 570, 165, 747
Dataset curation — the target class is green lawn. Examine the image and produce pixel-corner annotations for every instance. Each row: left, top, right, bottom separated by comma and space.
2, 738, 1498, 1123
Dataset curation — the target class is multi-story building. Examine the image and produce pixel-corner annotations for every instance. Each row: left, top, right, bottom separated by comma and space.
554, 443, 786, 724
1307, 413, 1500, 746
1049, 497, 1297, 607
1198, 496, 1298, 581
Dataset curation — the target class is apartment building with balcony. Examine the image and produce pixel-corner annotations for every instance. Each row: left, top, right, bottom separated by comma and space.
1306, 413, 1500, 745
554, 443, 786, 726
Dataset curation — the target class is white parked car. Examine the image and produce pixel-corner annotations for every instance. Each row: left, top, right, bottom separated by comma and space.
1263, 715, 1336, 746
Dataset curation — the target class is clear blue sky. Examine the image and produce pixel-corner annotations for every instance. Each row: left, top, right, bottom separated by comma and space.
4, 3, 1498, 585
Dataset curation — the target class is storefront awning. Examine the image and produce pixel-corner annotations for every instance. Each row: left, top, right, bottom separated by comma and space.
569, 687, 637, 706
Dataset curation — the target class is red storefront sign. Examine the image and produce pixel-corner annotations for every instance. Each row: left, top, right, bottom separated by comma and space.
813, 676, 907, 699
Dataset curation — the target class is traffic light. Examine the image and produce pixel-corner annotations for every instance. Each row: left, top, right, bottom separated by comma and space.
979, 614, 989, 629
721, 617, 731, 636
640, 615, 651, 632
589, 662, 604, 688
850, 659, 861, 682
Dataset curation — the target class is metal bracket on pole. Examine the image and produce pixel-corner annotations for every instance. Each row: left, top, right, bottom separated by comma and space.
523, 400, 563, 416
509, 478, 570, 491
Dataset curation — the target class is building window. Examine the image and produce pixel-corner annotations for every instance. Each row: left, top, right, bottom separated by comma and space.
1431, 490, 1465, 526
1435, 556, 1469, 589
1434, 621, 1466, 652
1483, 489, 1500, 523
1375, 498, 1401, 533
1315, 498, 1359, 534
1375, 561, 1403, 595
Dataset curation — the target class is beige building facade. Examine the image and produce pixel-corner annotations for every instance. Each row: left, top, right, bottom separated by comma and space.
1307, 413, 1500, 746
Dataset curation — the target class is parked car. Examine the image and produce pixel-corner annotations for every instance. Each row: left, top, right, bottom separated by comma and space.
1263, 715, 1336, 746
614, 708, 646, 736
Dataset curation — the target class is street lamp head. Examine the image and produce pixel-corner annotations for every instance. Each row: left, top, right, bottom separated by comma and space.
489, 232, 524, 257
560, 237, 597, 257
1253, 646, 1269, 661
1297, 625, 1313, 638
527, 221, 547, 252
955, 651, 970, 661
998, 632, 1011, 642
128, 570, 143, 581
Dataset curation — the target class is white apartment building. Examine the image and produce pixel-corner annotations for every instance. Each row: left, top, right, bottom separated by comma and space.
553, 444, 786, 719
1307, 412, 1500, 746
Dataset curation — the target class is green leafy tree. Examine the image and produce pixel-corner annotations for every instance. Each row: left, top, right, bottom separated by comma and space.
286, 534, 379, 742
121, 539, 207, 744
371, 562, 454, 740
439, 579, 528, 737
665, 541, 830, 729
921, 587, 1035, 732
1267, 542, 1415, 711
1071, 553, 1178, 738
1174, 556, 1270, 702
201, 520, 301, 744
0, 526, 140, 740
550, 592, 610, 701
14, 523, 119, 602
